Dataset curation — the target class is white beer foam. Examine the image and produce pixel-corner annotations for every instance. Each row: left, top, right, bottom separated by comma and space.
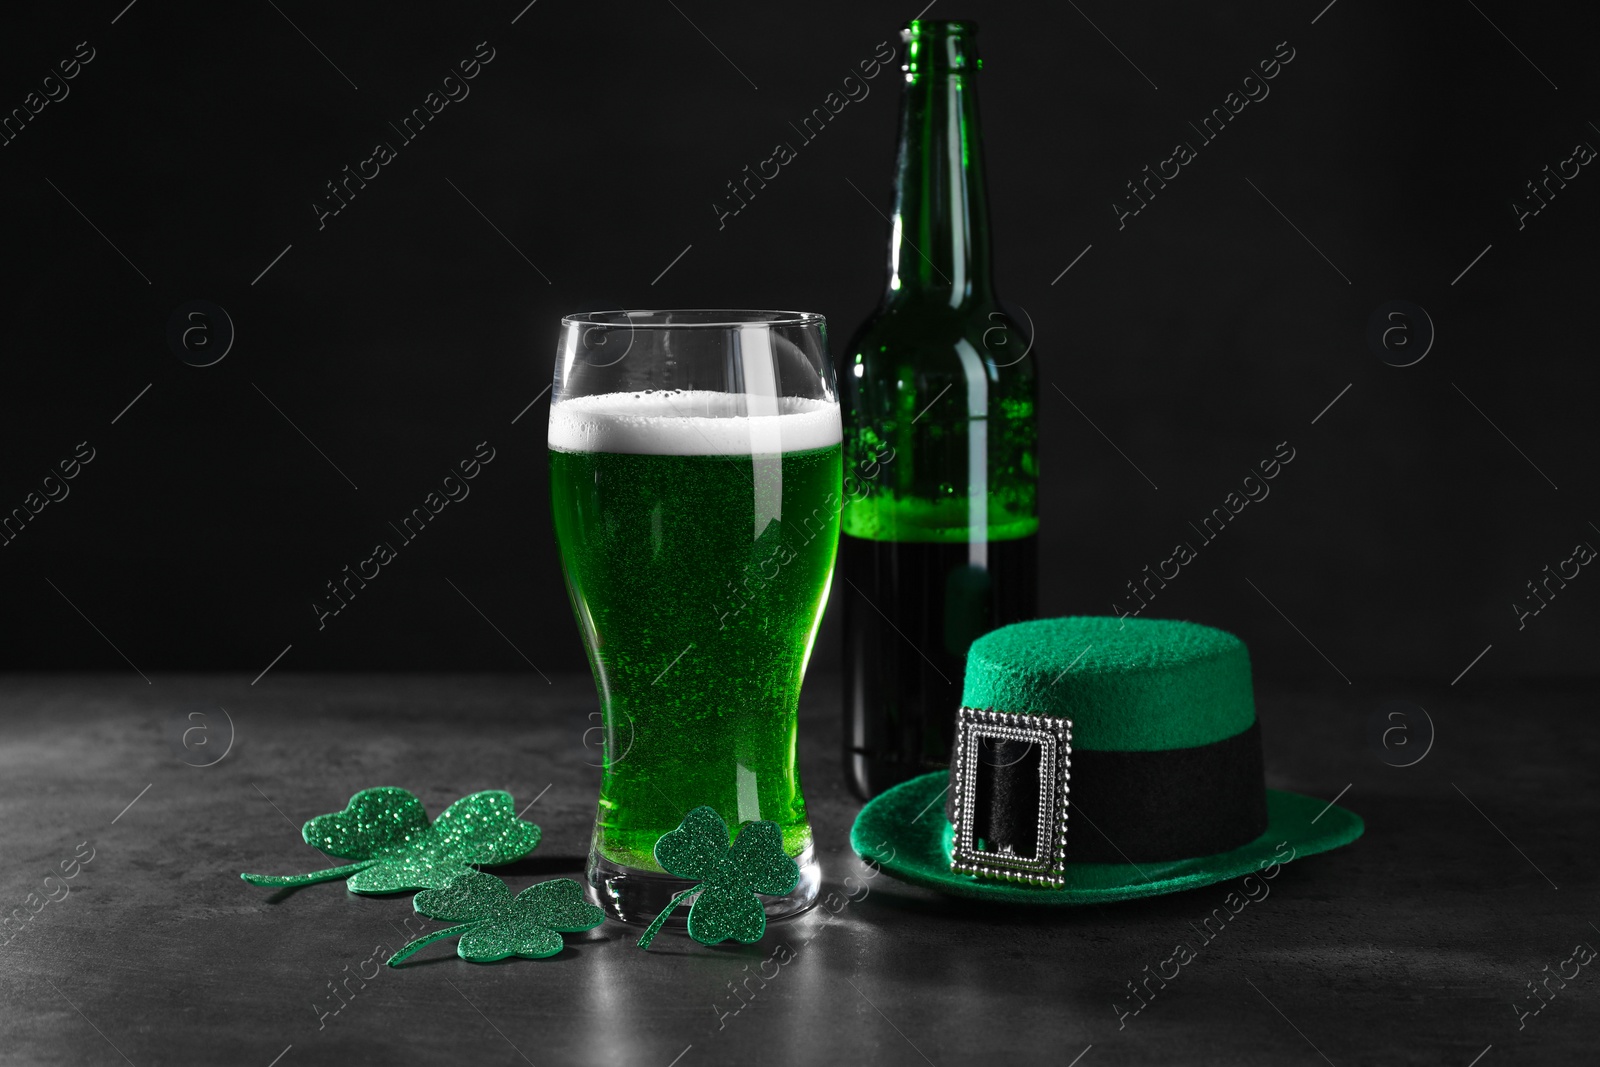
548, 389, 841, 456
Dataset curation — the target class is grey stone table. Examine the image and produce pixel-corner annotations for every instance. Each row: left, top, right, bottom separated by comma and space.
1, 674, 1594, 1066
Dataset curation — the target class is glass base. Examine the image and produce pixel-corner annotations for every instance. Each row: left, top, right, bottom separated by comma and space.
587, 844, 821, 927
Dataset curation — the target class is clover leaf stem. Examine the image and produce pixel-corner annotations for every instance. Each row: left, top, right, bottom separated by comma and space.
240, 859, 377, 887
635, 886, 701, 950
387, 923, 477, 966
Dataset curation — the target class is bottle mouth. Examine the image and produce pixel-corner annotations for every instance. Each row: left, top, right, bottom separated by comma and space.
903, 18, 979, 37
902, 18, 980, 70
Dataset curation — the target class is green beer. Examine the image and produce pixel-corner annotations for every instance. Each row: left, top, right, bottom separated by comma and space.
549, 389, 841, 871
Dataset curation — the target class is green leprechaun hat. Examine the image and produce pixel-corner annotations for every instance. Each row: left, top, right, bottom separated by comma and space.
850, 616, 1363, 904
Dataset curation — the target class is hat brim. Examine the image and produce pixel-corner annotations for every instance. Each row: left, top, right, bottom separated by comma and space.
850, 772, 1363, 905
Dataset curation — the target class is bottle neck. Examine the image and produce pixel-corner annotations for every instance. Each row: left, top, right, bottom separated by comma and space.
886, 24, 994, 309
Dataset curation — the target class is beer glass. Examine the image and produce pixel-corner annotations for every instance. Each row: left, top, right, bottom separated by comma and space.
549, 311, 839, 924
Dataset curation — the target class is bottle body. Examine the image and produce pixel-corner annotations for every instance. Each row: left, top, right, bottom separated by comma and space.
842, 537, 1037, 792
840, 303, 1037, 798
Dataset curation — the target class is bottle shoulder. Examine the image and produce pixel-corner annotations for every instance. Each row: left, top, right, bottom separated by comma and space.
845, 298, 1031, 359
841, 299, 1036, 406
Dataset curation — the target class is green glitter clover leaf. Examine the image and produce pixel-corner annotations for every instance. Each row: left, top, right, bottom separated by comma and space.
635, 806, 800, 950
240, 787, 541, 894
386, 871, 604, 965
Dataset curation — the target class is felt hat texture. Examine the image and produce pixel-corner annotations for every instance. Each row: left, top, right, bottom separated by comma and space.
850, 616, 1363, 904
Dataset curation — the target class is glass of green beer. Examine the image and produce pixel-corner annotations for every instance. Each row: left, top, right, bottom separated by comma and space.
548, 310, 840, 925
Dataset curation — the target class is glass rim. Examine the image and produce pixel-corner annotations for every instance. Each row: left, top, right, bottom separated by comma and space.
560, 309, 824, 330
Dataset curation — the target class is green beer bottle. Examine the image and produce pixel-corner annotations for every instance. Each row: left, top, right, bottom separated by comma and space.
840, 19, 1037, 799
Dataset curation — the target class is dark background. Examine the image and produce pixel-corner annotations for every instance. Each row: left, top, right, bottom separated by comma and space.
2, 0, 1596, 692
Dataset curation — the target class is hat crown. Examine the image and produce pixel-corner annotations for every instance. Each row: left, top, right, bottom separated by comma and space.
962, 616, 1256, 751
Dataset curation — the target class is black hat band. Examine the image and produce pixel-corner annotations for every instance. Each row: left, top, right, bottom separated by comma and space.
948, 709, 1269, 883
